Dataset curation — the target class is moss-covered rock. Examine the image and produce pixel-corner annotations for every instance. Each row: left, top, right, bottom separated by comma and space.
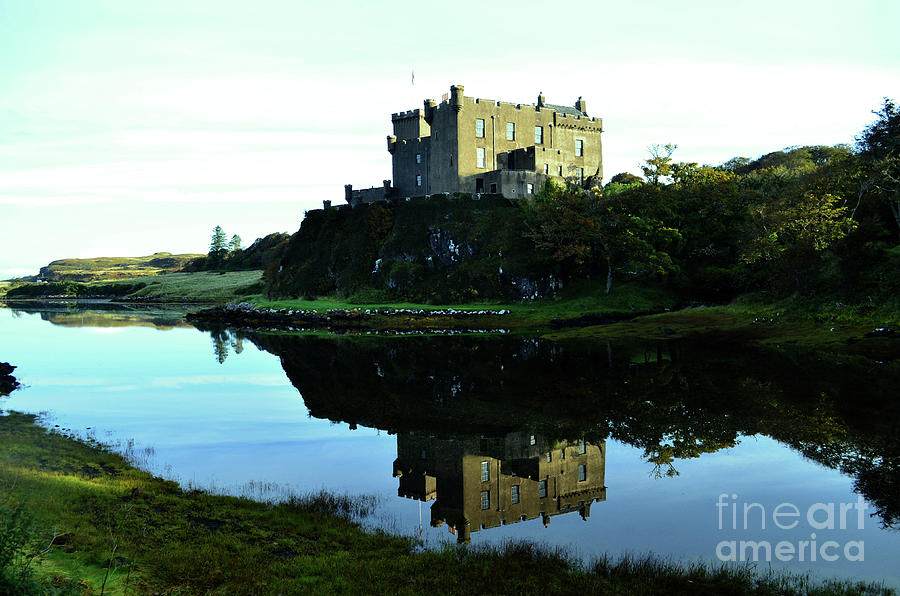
265, 196, 558, 302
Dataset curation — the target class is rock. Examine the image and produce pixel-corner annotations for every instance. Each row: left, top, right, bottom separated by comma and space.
864, 328, 896, 339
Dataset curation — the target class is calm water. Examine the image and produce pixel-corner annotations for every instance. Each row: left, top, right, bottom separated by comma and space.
1, 304, 898, 588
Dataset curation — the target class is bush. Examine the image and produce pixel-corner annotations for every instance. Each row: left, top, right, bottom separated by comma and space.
0, 503, 44, 594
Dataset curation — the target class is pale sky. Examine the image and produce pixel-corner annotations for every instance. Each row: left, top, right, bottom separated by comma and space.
1, 0, 897, 278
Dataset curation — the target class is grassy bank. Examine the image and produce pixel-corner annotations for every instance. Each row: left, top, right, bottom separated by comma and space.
243, 279, 679, 326
2, 271, 263, 303
1, 411, 890, 595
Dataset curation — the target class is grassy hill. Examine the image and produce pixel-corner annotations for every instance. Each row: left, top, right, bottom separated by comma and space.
36, 253, 204, 282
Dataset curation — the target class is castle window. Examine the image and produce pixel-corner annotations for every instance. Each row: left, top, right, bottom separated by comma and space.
577, 168, 584, 184
539, 480, 547, 498
416, 175, 422, 187
578, 439, 586, 454
416, 153, 421, 164
481, 490, 490, 510
490, 183, 497, 193
535, 126, 543, 144
476, 147, 486, 169
527, 183, 534, 194
506, 122, 515, 141
575, 139, 584, 157
558, 165, 563, 176
578, 464, 587, 481
511, 485, 520, 504
481, 461, 490, 482
547, 451, 552, 462
475, 119, 485, 138
530, 435, 536, 445
544, 163, 549, 175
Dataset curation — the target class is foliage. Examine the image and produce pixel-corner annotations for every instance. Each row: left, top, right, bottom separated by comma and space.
209, 225, 228, 254
523, 180, 678, 294
857, 98, 900, 233
641, 143, 677, 184
607, 172, 644, 185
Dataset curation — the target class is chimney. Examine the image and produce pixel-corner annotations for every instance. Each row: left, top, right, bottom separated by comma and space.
450, 84, 464, 113
575, 96, 586, 115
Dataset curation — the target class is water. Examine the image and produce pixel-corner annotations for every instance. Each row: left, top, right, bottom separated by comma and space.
1, 304, 898, 588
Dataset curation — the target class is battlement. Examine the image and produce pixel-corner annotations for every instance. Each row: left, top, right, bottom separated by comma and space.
348, 84, 603, 204
391, 109, 422, 121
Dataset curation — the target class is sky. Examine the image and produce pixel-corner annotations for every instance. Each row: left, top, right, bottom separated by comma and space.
1, 0, 898, 278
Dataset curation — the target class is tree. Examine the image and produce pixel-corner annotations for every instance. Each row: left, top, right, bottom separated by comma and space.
857, 98, 900, 234
742, 192, 855, 293
607, 172, 643, 185
523, 181, 678, 294
641, 143, 677, 185
230, 234, 242, 252
210, 226, 228, 254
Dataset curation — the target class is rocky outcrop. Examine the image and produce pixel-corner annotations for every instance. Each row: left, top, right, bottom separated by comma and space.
1, 362, 20, 396
186, 301, 510, 333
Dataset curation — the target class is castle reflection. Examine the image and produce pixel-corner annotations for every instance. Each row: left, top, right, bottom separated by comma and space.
393, 432, 606, 543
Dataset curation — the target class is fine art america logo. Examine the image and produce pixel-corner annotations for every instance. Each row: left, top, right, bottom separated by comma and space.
715, 493, 867, 563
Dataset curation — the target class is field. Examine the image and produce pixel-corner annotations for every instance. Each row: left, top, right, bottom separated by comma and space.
95, 270, 264, 302
35, 253, 205, 283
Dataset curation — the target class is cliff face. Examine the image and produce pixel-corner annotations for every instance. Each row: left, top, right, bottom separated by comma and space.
265, 196, 559, 302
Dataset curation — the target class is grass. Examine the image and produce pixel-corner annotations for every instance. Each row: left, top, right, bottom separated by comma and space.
36, 253, 204, 283
1, 271, 264, 303
244, 279, 679, 329
0, 410, 893, 595
94, 271, 263, 302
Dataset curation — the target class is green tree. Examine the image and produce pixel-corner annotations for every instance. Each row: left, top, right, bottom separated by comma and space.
210, 226, 228, 254
857, 98, 900, 234
742, 192, 855, 293
524, 181, 678, 294
608, 172, 644, 185
641, 143, 677, 185
230, 234, 242, 252
208, 226, 229, 267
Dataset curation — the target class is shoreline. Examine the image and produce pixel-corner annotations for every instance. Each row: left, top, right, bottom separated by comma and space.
1, 409, 894, 595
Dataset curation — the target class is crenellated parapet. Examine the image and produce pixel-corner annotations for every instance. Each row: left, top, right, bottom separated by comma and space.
346, 84, 603, 203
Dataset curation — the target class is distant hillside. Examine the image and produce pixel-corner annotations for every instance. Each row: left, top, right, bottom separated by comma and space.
37, 253, 204, 282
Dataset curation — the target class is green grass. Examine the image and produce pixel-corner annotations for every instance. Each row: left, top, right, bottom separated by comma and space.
37, 253, 204, 283
2, 271, 264, 303
1, 411, 892, 595
245, 279, 679, 329
94, 270, 263, 302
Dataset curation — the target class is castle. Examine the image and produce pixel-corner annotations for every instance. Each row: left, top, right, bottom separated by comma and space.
393, 432, 606, 543
344, 84, 603, 205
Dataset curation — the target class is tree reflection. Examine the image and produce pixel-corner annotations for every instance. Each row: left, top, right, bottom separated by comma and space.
225, 330, 900, 529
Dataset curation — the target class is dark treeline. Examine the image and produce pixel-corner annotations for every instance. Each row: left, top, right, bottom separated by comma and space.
525, 98, 900, 306
184, 231, 290, 272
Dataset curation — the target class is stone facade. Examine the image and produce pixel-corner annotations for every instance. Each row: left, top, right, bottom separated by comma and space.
345, 85, 603, 205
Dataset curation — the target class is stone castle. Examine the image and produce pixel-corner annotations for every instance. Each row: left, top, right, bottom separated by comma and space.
344, 84, 603, 205
393, 432, 606, 543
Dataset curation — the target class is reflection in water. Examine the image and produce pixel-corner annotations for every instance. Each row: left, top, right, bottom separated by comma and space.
394, 432, 606, 543
9, 303, 196, 330
210, 327, 244, 364
193, 326, 900, 531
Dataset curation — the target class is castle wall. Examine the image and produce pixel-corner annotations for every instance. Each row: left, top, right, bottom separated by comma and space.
346, 85, 603, 204
423, 99, 460, 196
